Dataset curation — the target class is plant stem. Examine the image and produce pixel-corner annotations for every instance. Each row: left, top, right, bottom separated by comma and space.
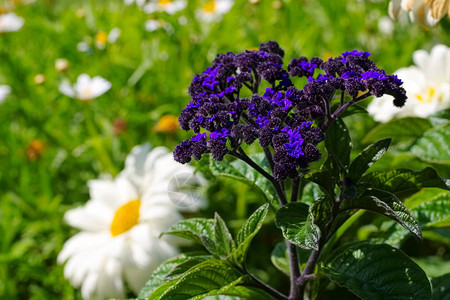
291, 178, 300, 203
288, 242, 301, 300
247, 270, 289, 300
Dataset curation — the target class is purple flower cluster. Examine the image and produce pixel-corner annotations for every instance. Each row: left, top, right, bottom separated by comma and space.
173, 42, 406, 180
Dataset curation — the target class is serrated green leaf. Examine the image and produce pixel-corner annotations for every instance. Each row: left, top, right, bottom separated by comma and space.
163, 218, 215, 245
270, 242, 290, 276
214, 213, 236, 258
404, 189, 450, 229
323, 242, 432, 300
148, 259, 243, 300
324, 118, 352, 177
232, 203, 269, 266
363, 117, 432, 144
410, 125, 450, 164
431, 274, 450, 300
341, 188, 421, 239
362, 168, 450, 195
165, 255, 213, 280
348, 138, 391, 183
430, 108, 450, 126
210, 153, 279, 208
275, 202, 320, 250
138, 253, 208, 299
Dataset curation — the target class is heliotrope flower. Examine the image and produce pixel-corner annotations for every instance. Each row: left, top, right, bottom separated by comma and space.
59, 74, 111, 101
195, 0, 234, 22
173, 41, 406, 180
0, 12, 24, 32
58, 144, 206, 299
368, 44, 450, 122
389, 0, 450, 27
143, 0, 187, 14
0, 85, 11, 103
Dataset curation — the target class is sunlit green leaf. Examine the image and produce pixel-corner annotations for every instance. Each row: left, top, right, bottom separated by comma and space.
363, 117, 432, 144
410, 125, 450, 164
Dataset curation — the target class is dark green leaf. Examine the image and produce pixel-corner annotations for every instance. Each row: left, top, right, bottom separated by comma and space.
162, 218, 215, 245
305, 171, 336, 199
363, 117, 432, 144
210, 153, 279, 208
348, 138, 391, 183
214, 213, 236, 258
340, 188, 421, 239
271, 242, 290, 275
362, 168, 450, 195
410, 125, 450, 164
324, 118, 352, 177
138, 253, 208, 298
275, 202, 320, 250
431, 274, 450, 300
301, 182, 324, 205
323, 242, 432, 300
232, 203, 269, 266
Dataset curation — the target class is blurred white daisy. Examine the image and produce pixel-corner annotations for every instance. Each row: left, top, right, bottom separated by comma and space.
388, 0, 449, 27
58, 144, 206, 299
368, 44, 450, 122
59, 74, 111, 101
0, 12, 24, 32
144, 0, 187, 14
196, 0, 234, 23
95, 28, 121, 49
0, 85, 11, 103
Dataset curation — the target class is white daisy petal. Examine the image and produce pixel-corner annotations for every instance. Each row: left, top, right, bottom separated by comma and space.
59, 74, 111, 100
59, 144, 208, 299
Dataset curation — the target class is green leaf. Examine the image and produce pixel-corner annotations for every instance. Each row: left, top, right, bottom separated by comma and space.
361, 168, 450, 195
213, 213, 236, 258
305, 171, 337, 199
430, 108, 450, 126
404, 189, 450, 229
300, 182, 324, 205
138, 253, 209, 298
148, 259, 273, 300
271, 242, 290, 276
165, 255, 213, 280
210, 153, 279, 208
348, 138, 391, 183
341, 188, 421, 239
232, 203, 269, 266
410, 125, 450, 164
363, 117, 432, 144
275, 202, 320, 250
324, 118, 352, 176
323, 242, 432, 300
163, 218, 215, 245
431, 274, 450, 300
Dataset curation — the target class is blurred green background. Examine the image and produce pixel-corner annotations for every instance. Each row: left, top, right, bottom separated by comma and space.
0, 0, 448, 299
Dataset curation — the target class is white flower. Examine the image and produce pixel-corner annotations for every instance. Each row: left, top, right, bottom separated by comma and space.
144, 0, 187, 14
368, 44, 450, 122
388, 0, 449, 27
0, 12, 24, 32
196, 0, 234, 23
59, 74, 111, 101
145, 19, 163, 32
0, 85, 11, 103
58, 144, 206, 300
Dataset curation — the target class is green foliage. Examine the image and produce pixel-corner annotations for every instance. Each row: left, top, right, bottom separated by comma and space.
431, 274, 450, 300
410, 125, 450, 164
270, 243, 290, 276
324, 118, 352, 179
275, 202, 320, 250
210, 154, 279, 208
323, 242, 432, 300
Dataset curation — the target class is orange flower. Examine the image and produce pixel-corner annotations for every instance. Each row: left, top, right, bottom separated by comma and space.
154, 115, 179, 134
26, 139, 45, 161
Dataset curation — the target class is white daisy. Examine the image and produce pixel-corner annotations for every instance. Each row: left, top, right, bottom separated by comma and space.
144, 0, 187, 14
58, 144, 206, 299
388, 0, 449, 27
0, 12, 24, 32
0, 85, 11, 103
368, 44, 450, 122
196, 0, 234, 23
59, 74, 111, 101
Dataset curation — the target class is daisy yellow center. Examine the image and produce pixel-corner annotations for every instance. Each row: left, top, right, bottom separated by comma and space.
416, 87, 435, 103
80, 88, 93, 99
158, 0, 173, 6
110, 199, 141, 237
96, 31, 108, 44
203, 1, 216, 13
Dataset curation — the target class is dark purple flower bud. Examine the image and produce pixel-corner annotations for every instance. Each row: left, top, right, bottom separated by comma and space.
173, 140, 193, 164
259, 41, 285, 58
208, 138, 228, 161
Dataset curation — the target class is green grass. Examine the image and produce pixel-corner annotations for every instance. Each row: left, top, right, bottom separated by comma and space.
0, 0, 448, 299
